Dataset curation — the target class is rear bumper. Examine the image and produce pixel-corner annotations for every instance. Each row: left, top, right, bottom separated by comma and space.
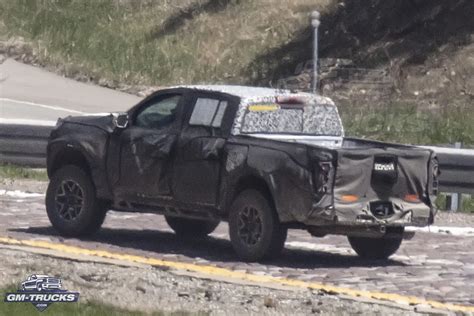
306, 197, 435, 228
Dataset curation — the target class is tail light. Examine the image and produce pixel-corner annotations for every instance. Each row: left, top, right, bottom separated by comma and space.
340, 195, 359, 203
275, 95, 306, 105
404, 194, 421, 203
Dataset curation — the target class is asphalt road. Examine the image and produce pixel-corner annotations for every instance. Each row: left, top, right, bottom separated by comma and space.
0, 59, 140, 124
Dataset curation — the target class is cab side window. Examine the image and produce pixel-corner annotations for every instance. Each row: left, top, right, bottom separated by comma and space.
135, 95, 181, 129
189, 97, 228, 128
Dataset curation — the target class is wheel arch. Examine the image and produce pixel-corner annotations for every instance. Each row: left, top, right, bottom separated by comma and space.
223, 174, 280, 220
48, 147, 92, 178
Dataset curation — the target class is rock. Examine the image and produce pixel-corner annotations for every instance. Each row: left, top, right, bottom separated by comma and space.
177, 291, 190, 298
204, 289, 213, 301
312, 307, 321, 314
136, 285, 146, 293
263, 296, 276, 308
79, 274, 96, 282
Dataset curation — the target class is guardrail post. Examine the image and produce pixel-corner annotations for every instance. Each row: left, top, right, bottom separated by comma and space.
447, 142, 463, 212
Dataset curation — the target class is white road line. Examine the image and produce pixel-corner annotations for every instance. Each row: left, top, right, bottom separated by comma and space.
0, 190, 45, 198
406, 226, 474, 236
0, 118, 57, 126
285, 241, 353, 255
0, 97, 85, 114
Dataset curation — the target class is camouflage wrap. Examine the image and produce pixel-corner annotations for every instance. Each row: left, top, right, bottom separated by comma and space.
232, 94, 343, 136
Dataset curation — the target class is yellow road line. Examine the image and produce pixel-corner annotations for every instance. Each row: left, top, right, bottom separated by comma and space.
0, 236, 472, 313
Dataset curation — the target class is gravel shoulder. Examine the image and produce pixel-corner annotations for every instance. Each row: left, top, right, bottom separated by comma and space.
0, 247, 442, 316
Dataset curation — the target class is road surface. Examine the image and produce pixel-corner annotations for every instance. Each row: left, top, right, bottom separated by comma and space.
0, 185, 473, 311
0, 59, 140, 124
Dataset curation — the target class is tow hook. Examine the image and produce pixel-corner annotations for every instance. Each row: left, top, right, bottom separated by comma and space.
379, 225, 386, 234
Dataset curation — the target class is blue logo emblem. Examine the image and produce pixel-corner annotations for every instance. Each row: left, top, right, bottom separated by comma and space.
4, 274, 79, 312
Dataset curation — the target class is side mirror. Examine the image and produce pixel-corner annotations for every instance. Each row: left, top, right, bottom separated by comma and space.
113, 113, 129, 129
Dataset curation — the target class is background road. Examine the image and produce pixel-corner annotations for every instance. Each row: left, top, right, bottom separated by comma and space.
0, 59, 140, 124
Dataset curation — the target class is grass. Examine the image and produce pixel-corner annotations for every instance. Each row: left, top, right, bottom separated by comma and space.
339, 102, 474, 146
0, 0, 335, 86
435, 194, 474, 213
0, 285, 201, 316
0, 164, 48, 181
463, 196, 474, 212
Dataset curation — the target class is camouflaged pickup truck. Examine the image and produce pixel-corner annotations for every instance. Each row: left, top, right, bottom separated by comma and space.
46, 85, 438, 262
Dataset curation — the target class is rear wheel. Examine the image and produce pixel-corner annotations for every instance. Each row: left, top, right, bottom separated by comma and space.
228, 190, 287, 262
165, 216, 219, 238
46, 165, 107, 237
348, 233, 403, 260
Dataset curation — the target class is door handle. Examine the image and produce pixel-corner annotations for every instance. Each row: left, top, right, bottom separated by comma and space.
203, 138, 225, 160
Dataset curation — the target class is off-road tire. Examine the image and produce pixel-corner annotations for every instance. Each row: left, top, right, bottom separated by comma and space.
228, 189, 287, 262
165, 216, 219, 238
348, 234, 403, 260
46, 165, 107, 237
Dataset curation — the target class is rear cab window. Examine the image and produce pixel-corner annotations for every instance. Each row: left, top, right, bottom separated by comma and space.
241, 97, 343, 136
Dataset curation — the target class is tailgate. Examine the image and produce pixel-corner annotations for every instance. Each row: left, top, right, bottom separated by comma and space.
332, 146, 437, 225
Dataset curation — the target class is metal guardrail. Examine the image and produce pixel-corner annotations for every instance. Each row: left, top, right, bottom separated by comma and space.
422, 146, 474, 195
0, 124, 52, 167
0, 124, 473, 195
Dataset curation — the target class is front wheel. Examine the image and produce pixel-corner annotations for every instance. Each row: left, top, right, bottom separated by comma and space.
165, 216, 219, 238
228, 190, 287, 262
348, 234, 403, 260
46, 165, 107, 237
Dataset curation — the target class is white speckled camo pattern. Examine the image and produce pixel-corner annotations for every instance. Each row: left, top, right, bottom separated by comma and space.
235, 95, 343, 136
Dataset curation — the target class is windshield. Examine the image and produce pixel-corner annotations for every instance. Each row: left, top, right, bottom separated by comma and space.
241, 102, 343, 136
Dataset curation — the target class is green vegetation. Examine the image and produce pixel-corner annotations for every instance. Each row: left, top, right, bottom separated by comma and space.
0, 164, 48, 181
0, 285, 200, 316
340, 102, 474, 146
463, 196, 474, 213
0, 0, 333, 85
435, 194, 474, 213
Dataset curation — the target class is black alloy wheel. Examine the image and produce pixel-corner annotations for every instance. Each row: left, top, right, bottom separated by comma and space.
46, 165, 107, 237
237, 206, 263, 246
229, 190, 287, 262
55, 179, 85, 221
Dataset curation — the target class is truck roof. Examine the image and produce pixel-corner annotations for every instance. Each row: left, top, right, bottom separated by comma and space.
173, 85, 334, 104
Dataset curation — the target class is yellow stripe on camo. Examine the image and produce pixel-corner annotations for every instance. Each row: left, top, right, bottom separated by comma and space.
248, 104, 279, 112
0, 236, 472, 313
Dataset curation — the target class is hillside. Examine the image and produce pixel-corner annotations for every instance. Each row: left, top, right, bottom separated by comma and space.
0, 0, 472, 145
